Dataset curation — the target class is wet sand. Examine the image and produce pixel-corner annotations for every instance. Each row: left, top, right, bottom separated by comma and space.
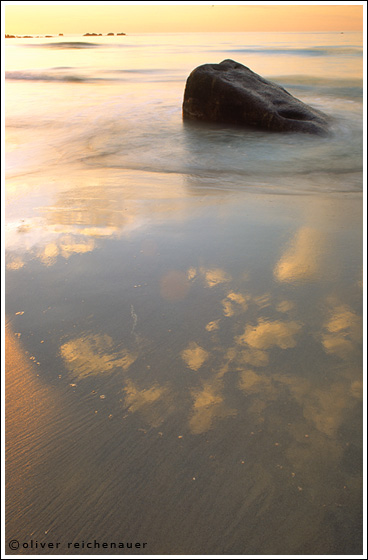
5, 176, 363, 555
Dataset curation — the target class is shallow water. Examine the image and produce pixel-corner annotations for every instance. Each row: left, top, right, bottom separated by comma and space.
5, 32, 363, 555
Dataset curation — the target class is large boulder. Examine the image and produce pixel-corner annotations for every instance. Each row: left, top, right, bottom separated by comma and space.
183, 59, 329, 135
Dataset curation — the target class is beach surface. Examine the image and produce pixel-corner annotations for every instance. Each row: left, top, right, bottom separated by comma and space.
5, 31, 363, 555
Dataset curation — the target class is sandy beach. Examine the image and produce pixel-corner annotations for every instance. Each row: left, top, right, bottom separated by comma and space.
5, 26, 363, 555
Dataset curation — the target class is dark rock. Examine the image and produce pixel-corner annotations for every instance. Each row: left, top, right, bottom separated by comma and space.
107, 33, 114, 36
183, 59, 329, 135
117, 33, 126, 36
5, 35, 16, 38
59, 33, 63, 36
83, 33, 98, 36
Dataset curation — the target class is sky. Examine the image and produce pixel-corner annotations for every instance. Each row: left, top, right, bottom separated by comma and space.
4, 2, 364, 35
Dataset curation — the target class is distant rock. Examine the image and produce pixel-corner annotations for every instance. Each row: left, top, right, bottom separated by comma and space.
183, 59, 330, 135
117, 32, 126, 36
59, 33, 63, 36
107, 32, 114, 36
83, 33, 98, 36
22, 35, 33, 38
45, 35, 53, 38
5, 34, 16, 38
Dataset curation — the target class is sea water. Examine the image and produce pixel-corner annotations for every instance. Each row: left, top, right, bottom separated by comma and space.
5, 32, 363, 555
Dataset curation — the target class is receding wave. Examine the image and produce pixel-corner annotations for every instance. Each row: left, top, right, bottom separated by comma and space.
5, 69, 181, 84
6, 70, 105, 83
41, 41, 100, 49
106, 68, 166, 74
269, 75, 363, 87
268, 76, 363, 100
223, 46, 362, 57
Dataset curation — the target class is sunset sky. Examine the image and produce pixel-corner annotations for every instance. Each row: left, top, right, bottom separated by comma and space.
4, 2, 364, 35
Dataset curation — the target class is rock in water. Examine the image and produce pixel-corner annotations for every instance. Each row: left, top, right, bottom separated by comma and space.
183, 59, 329, 135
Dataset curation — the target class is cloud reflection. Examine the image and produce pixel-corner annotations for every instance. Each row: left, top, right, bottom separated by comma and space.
26, 240, 362, 445
60, 334, 137, 380
6, 256, 25, 270
274, 227, 323, 283
199, 267, 231, 288
236, 347, 269, 367
321, 303, 362, 359
236, 319, 301, 349
37, 235, 96, 265
123, 379, 172, 428
189, 378, 236, 435
181, 342, 209, 371
221, 291, 249, 317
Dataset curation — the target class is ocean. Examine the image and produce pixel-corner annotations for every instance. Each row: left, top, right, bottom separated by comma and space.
5, 31, 363, 555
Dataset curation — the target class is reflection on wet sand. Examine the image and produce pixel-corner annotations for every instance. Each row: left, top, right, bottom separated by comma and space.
6, 256, 25, 270
238, 369, 273, 395
276, 300, 295, 313
321, 302, 362, 359
181, 342, 209, 371
205, 319, 220, 332
6, 166, 362, 553
274, 227, 324, 283
200, 267, 232, 288
236, 347, 269, 367
236, 319, 301, 349
50, 245, 362, 455
294, 378, 360, 437
38, 235, 96, 265
123, 379, 173, 428
60, 333, 137, 380
221, 291, 249, 317
189, 378, 236, 435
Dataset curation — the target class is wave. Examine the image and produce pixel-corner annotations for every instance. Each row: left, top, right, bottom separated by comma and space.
5, 71, 95, 83
5, 69, 183, 84
40, 41, 100, 49
270, 75, 362, 87
223, 46, 362, 57
268, 76, 363, 101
